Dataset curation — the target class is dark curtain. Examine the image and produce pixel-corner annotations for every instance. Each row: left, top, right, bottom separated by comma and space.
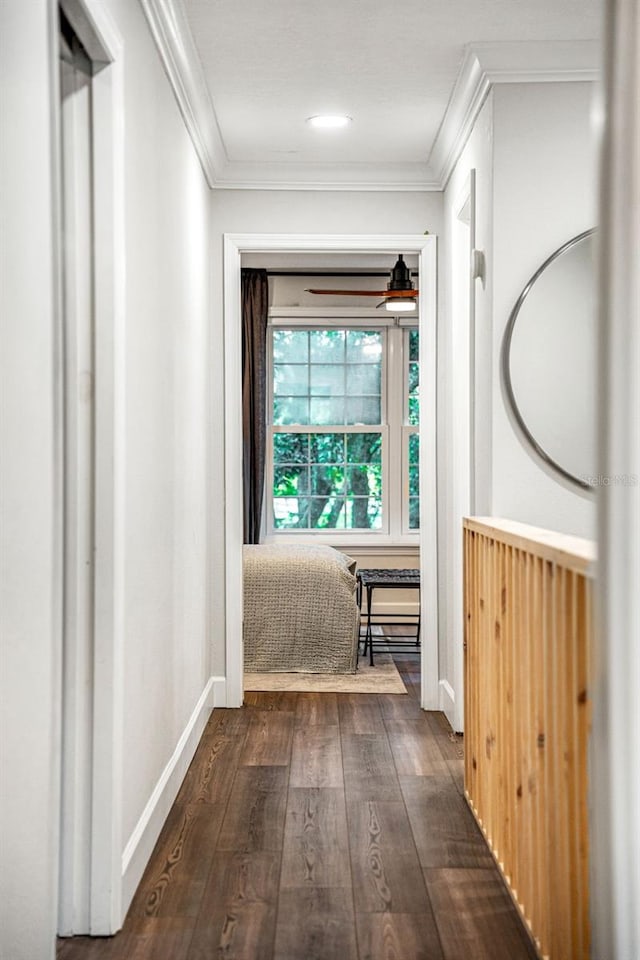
241, 268, 269, 543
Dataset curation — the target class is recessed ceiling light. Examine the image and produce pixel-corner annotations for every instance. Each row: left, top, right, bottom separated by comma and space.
306, 115, 352, 129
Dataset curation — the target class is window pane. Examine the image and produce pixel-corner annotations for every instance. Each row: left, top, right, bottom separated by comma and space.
273, 496, 310, 528
347, 433, 382, 464
273, 330, 308, 363
310, 432, 345, 463
274, 396, 309, 425
309, 496, 345, 529
408, 361, 420, 395
310, 329, 345, 362
346, 363, 381, 396
273, 433, 309, 464
347, 329, 382, 362
408, 361, 420, 426
310, 464, 345, 495
346, 397, 380, 424
408, 394, 420, 426
408, 432, 419, 529
274, 465, 307, 496
310, 363, 344, 396
273, 363, 308, 396
309, 396, 346, 425
346, 464, 381, 497
346, 497, 383, 529
409, 464, 420, 497
407, 329, 420, 426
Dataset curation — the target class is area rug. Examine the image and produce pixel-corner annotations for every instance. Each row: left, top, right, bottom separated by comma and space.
244, 652, 407, 695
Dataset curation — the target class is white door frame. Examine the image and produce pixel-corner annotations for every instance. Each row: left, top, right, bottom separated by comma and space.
223, 234, 439, 710
442, 171, 476, 732
56, 0, 125, 936
590, 0, 640, 954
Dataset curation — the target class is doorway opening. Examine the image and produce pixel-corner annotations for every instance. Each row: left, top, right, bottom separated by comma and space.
223, 235, 438, 710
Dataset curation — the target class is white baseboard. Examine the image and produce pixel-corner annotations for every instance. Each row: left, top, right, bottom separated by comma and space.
211, 675, 227, 708
120, 675, 223, 916
439, 678, 456, 730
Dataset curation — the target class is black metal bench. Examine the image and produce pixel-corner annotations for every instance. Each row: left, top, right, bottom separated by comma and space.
356, 568, 421, 666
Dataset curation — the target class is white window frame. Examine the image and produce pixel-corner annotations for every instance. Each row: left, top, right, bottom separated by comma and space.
266, 315, 418, 545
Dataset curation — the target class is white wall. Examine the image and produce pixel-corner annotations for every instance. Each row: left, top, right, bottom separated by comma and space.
0, 5, 62, 958
491, 81, 597, 537
439, 81, 598, 732
0, 0, 213, 952
111, 0, 211, 855
209, 190, 442, 673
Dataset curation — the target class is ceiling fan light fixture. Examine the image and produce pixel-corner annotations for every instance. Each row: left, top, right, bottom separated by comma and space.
306, 114, 352, 129
384, 297, 417, 312
388, 254, 413, 291
383, 254, 417, 310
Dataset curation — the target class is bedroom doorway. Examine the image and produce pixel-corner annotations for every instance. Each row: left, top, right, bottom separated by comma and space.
223, 235, 438, 710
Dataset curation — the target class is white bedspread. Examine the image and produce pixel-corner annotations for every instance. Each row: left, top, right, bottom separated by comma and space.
243, 544, 359, 674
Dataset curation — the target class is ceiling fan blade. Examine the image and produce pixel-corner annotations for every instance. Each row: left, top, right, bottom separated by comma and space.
306, 289, 387, 296
305, 288, 419, 297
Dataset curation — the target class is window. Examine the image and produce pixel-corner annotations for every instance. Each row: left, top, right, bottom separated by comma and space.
268, 323, 419, 539
406, 329, 420, 531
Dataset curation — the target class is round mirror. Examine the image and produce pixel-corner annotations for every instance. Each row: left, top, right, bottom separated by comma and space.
501, 229, 597, 493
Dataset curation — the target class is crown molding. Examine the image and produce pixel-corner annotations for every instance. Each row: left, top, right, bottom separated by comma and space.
210, 160, 439, 192
428, 40, 600, 189
140, 3, 600, 193
138, 0, 227, 187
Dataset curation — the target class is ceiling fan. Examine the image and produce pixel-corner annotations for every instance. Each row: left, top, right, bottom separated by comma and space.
306, 254, 418, 312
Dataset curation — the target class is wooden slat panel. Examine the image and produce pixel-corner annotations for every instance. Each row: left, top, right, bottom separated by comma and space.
464, 528, 472, 792
463, 517, 595, 573
511, 547, 522, 901
576, 575, 592, 960
532, 555, 548, 956
503, 542, 514, 885
463, 520, 593, 960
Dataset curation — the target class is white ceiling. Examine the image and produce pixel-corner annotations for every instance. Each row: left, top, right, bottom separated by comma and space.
150, 0, 602, 189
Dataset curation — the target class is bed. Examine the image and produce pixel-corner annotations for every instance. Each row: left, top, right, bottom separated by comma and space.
243, 544, 359, 673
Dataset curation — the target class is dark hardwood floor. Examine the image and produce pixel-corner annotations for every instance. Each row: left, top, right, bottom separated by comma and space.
58, 654, 537, 960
